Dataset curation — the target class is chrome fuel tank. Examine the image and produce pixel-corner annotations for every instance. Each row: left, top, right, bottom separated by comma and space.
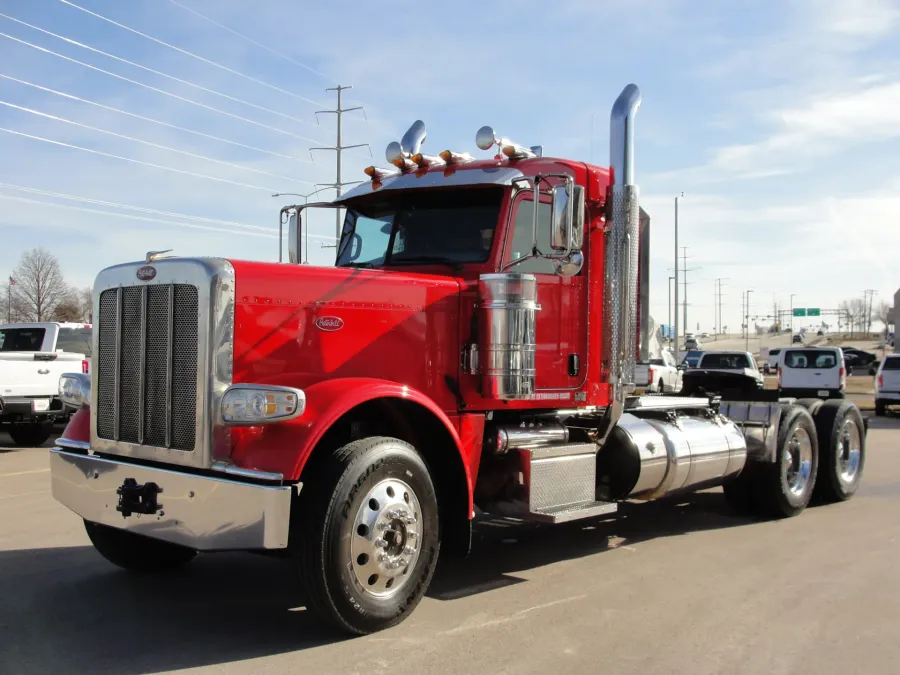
597, 412, 747, 501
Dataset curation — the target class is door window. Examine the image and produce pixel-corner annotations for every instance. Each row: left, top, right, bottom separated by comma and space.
507, 199, 554, 274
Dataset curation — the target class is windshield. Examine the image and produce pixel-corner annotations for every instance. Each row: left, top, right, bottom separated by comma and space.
335, 187, 503, 268
701, 353, 750, 369
0, 327, 46, 351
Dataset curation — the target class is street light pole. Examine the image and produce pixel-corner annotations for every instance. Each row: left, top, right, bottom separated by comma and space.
745, 290, 753, 351
674, 193, 683, 357
790, 293, 796, 335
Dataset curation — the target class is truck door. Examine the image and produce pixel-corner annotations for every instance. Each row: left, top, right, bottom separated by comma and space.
502, 191, 587, 391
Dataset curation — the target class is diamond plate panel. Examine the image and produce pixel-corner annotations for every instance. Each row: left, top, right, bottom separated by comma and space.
528, 454, 596, 511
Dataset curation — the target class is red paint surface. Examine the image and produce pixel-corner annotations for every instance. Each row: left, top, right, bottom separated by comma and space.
61, 407, 90, 442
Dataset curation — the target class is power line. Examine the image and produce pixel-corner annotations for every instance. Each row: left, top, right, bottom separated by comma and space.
0, 100, 314, 185
0, 13, 321, 132
0, 126, 299, 192
58, 0, 326, 107
0, 194, 275, 238
0, 73, 312, 163
165, 0, 338, 84
0, 32, 320, 143
0, 183, 339, 241
0, 182, 268, 231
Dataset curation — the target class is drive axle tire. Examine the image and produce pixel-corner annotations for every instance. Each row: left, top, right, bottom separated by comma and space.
812, 400, 865, 502
292, 436, 440, 635
7, 423, 53, 447
84, 521, 196, 572
794, 398, 824, 416
753, 406, 819, 518
875, 400, 886, 417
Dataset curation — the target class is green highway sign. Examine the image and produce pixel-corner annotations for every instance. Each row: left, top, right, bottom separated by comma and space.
807, 308, 820, 317
793, 308, 806, 317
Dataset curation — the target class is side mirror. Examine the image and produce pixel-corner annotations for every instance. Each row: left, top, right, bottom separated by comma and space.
287, 210, 301, 263
550, 184, 584, 252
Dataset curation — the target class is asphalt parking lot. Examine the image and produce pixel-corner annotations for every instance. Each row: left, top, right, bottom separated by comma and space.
2, 417, 899, 675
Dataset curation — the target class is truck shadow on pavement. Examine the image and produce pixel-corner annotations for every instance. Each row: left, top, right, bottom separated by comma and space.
0, 491, 746, 674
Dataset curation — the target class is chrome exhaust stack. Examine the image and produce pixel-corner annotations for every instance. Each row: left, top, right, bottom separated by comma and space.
603, 84, 642, 425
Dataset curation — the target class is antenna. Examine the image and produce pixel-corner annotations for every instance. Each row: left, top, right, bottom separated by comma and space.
309, 85, 370, 241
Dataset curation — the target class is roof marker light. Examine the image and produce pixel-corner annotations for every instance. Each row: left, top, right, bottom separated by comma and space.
412, 152, 446, 168
439, 149, 474, 165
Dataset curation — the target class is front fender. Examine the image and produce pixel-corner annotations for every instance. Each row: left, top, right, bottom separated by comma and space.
60, 407, 90, 443
228, 377, 472, 494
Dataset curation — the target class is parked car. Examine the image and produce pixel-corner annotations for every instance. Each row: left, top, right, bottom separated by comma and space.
681, 351, 764, 398
840, 347, 876, 365
875, 354, 900, 416
635, 350, 682, 393
0, 322, 91, 446
778, 346, 846, 400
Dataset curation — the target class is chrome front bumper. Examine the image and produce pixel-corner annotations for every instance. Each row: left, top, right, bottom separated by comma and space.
50, 448, 292, 551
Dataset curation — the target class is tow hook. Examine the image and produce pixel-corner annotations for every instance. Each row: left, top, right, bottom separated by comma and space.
116, 478, 163, 518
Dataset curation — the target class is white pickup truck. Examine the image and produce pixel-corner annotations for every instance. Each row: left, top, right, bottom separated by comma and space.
635, 350, 682, 393
0, 322, 91, 446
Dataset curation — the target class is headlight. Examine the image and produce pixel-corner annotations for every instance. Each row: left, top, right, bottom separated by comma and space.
221, 385, 305, 425
59, 373, 91, 408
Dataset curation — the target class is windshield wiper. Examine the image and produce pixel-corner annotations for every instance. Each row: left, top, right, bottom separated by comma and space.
387, 256, 463, 269
339, 261, 376, 269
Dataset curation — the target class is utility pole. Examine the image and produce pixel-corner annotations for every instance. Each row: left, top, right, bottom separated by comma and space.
864, 289, 877, 336
310, 85, 369, 241
674, 194, 682, 357
680, 246, 700, 337
668, 275, 674, 345
715, 278, 729, 338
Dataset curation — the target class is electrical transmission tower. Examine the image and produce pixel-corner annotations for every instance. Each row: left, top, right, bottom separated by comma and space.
310, 85, 370, 241
680, 247, 701, 334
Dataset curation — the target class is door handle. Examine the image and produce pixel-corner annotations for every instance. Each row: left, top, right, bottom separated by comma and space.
38, 368, 50, 375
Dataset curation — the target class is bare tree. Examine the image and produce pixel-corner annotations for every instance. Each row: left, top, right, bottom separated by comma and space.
10, 248, 70, 321
875, 300, 892, 335
77, 286, 93, 322
51, 295, 83, 322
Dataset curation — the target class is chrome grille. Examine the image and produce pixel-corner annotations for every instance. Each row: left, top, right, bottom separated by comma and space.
96, 284, 199, 451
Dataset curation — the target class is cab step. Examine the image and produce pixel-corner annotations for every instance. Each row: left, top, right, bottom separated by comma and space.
526, 500, 618, 524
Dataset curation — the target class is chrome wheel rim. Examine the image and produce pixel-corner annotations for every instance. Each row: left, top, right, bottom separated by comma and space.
350, 478, 422, 598
837, 419, 862, 484
783, 427, 813, 496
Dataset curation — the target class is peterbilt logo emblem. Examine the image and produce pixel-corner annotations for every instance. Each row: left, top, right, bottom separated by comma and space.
136, 266, 157, 281
315, 316, 344, 332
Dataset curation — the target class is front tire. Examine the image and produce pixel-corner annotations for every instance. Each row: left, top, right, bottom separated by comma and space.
811, 401, 865, 502
292, 436, 440, 635
7, 422, 53, 447
84, 521, 196, 572
753, 406, 819, 518
658, 378, 666, 394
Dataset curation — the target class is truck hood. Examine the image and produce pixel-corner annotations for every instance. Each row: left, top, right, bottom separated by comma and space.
229, 261, 464, 411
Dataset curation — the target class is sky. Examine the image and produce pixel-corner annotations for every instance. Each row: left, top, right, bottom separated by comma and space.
1, 0, 899, 333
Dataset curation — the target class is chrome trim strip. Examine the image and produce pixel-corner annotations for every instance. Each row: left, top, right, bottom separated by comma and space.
55, 438, 91, 451
138, 284, 147, 445
50, 449, 291, 550
113, 287, 122, 441
337, 166, 526, 202
165, 284, 174, 449
211, 461, 284, 482
90, 257, 236, 470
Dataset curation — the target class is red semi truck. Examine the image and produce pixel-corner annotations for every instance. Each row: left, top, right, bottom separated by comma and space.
53, 85, 866, 635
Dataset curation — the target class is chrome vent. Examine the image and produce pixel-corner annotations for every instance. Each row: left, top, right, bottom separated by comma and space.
96, 284, 199, 451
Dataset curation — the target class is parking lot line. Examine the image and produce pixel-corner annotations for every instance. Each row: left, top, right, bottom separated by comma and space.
0, 468, 50, 478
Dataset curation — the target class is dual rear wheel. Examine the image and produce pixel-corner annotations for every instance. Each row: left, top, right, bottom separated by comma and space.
723, 400, 865, 518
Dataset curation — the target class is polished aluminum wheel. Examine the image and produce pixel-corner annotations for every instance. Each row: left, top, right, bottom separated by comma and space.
837, 419, 862, 484
783, 426, 813, 496
350, 478, 422, 597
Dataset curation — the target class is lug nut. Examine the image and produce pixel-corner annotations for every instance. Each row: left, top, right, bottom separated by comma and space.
376, 522, 390, 530
378, 554, 388, 563
374, 539, 387, 548
403, 517, 417, 525
403, 546, 416, 555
